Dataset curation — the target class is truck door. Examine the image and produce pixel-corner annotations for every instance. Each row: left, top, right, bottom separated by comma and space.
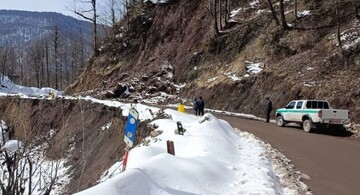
284, 101, 296, 121
293, 101, 304, 121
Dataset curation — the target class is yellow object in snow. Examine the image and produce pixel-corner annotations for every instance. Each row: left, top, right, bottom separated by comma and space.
49, 91, 55, 99
178, 103, 185, 113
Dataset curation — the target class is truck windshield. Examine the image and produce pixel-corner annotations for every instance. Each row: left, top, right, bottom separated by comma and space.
286, 101, 296, 109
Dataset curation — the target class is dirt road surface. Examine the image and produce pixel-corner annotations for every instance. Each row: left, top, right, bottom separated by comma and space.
217, 115, 360, 195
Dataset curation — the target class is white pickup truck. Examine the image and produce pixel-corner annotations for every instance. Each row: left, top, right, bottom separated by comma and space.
275, 100, 349, 132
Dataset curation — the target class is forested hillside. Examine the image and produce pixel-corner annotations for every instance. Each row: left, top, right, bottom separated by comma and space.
0, 10, 93, 90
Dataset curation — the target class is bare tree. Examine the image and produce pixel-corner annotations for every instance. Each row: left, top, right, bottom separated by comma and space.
267, 0, 280, 25
279, 0, 290, 30
335, 0, 342, 48
0, 46, 9, 77
224, 0, 230, 27
294, 0, 298, 20
45, 41, 51, 87
74, 0, 99, 55
218, 0, 223, 30
355, 0, 360, 19
52, 25, 61, 89
209, 0, 219, 36
28, 41, 45, 88
100, 0, 122, 27
0, 122, 63, 195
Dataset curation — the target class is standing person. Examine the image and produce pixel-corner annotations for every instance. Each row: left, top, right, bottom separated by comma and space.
265, 97, 273, 123
193, 97, 198, 115
198, 96, 205, 116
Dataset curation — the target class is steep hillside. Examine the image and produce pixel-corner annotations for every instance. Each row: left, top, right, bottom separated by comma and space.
66, 0, 360, 122
0, 97, 152, 193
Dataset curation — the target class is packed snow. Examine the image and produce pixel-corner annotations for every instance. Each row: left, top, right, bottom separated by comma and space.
144, 0, 169, 4
0, 74, 61, 97
224, 72, 242, 81
77, 110, 294, 195
297, 10, 311, 18
245, 61, 263, 74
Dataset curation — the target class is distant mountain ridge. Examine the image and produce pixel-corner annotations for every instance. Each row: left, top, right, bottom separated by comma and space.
0, 10, 93, 47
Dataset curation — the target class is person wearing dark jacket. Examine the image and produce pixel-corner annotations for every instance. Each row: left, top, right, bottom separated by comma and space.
193, 98, 198, 115
265, 97, 273, 123
197, 96, 205, 116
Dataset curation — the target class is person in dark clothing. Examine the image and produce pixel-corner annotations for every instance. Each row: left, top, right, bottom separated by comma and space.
265, 97, 273, 123
193, 98, 198, 115
197, 96, 205, 116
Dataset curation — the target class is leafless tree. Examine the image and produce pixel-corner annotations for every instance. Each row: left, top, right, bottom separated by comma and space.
335, 0, 342, 48
28, 40, 45, 88
218, 0, 223, 30
279, 0, 291, 30
74, 0, 99, 55
45, 41, 51, 87
266, 0, 280, 25
355, 0, 360, 19
99, 0, 123, 27
209, 0, 219, 36
0, 122, 62, 195
52, 25, 61, 89
224, 0, 230, 27
0, 46, 10, 77
294, 0, 298, 20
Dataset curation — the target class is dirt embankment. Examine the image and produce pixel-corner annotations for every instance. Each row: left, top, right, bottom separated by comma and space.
0, 97, 151, 194
65, 0, 360, 123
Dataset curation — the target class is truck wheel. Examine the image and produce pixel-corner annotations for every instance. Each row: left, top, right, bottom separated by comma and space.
303, 119, 312, 133
276, 116, 285, 127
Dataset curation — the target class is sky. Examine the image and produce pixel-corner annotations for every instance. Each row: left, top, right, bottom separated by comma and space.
0, 74, 308, 194
0, 0, 78, 18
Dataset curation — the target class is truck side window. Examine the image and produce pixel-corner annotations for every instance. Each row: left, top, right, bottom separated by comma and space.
296, 101, 303, 109
318, 101, 324, 108
287, 101, 296, 109
324, 102, 329, 109
306, 101, 312, 108
312, 101, 318, 109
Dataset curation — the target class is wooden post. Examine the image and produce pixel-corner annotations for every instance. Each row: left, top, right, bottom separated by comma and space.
167, 140, 175, 155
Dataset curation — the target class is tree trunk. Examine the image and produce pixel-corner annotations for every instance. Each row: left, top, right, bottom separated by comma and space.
40, 49, 44, 88
335, 0, 342, 48
210, 0, 219, 37
45, 41, 50, 87
53, 26, 59, 89
279, 0, 290, 30
111, 0, 116, 26
92, 0, 98, 55
294, 0, 298, 20
218, 0, 222, 30
225, 0, 229, 27
74, 0, 98, 55
267, 0, 280, 25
